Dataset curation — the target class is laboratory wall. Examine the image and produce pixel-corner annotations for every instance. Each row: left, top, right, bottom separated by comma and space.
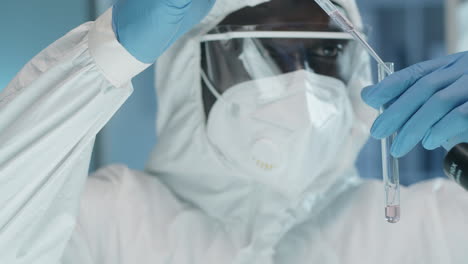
0, 1, 93, 89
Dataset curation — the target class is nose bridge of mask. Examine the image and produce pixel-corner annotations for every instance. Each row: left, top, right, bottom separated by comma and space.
203, 67, 346, 132
238, 38, 282, 80
252, 70, 344, 131
202, 67, 291, 111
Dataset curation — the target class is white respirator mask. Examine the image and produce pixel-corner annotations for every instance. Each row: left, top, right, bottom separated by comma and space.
203, 69, 355, 195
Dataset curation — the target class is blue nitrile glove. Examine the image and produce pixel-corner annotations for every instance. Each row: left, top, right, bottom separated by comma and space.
113, 0, 215, 63
361, 51, 468, 158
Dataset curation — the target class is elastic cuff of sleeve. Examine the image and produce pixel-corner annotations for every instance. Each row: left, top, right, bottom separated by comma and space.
88, 7, 151, 87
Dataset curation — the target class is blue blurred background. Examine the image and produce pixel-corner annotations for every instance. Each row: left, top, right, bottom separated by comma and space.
0, 0, 464, 185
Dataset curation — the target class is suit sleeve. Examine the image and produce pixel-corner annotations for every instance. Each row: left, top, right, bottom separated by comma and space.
0, 8, 149, 264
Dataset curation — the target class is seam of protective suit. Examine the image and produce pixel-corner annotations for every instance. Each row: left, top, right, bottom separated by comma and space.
88, 8, 151, 87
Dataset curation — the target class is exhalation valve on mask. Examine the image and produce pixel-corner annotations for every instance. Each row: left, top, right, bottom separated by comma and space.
251, 138, 281, 171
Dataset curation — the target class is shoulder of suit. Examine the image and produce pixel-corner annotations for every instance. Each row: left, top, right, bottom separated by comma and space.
82, 164, 187, 220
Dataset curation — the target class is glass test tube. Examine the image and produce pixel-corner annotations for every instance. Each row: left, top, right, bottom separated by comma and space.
378, 62, 401, 224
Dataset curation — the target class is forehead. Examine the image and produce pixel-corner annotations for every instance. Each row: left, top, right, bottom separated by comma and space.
219, 0, 333, 26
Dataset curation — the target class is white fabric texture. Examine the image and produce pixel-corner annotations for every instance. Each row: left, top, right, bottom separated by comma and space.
0, 8, 149, 264
0, 2, 468, 264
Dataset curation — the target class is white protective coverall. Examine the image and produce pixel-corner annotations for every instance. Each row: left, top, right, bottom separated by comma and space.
1, 0, 468, 263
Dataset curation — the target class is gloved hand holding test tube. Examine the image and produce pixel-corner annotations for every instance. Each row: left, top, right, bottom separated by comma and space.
314, 0, 400, 223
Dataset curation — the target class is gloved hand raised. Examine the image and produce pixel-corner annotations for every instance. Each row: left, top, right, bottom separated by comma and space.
361, 52, 468, 158
113, 0, 216, 63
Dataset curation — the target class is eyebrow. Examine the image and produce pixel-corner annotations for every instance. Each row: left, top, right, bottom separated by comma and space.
331, 1, 343, 9
328, 1, 350, 25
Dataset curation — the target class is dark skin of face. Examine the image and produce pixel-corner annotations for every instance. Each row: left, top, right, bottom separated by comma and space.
219, 0, 332, 27
202, 0, 349, 116
218, 0, 345, 77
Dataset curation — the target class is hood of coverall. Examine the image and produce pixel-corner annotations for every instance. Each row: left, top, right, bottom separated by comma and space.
147, 0, 374, 253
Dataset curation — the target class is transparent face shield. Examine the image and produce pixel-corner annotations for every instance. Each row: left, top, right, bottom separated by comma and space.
200, 23, 360, 116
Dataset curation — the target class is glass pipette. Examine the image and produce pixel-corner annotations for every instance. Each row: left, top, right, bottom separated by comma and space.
314, 0, 400, 223
314, 0, 392, 75
378, 63, 400, 224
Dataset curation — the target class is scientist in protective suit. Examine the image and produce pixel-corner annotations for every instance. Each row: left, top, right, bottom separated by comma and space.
1, 0, 468, 263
